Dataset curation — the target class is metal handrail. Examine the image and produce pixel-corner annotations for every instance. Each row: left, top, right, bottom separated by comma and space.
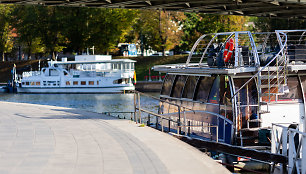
133, 90, 195, 113
177, 125, 219, 142
230, 31, 288, 100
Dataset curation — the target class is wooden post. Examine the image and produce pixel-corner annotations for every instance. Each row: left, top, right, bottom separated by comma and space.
138, 93, 141, 124
168, 119, 171, 132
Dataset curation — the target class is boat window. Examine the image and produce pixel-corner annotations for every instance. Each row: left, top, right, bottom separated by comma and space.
161, 74, 175, 96
194, 76, 215, 102
280, 76, 303, 101
81, 81, 86, 85
113, 79, 122, 84
36, 82, 40, 86
182, 76, 199, 99
73, 81, 78, 85
131, 63, 134, 70
89, 81, 94, 85
171, 75, 187, 98
50, 69, 59, 76
66, 81, 71, 85
63, 71, 68, 76
22, 82, 25, 85
30, 82, 35, 86
208, 76, 220, 104
26, 82, 29, 85
220, 76, 233, 121
97, 81, 99, 85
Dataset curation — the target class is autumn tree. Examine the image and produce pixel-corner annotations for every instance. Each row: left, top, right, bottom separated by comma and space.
0, 5, 13, 61
179, 13, 249, 51
129, 10, 184, 56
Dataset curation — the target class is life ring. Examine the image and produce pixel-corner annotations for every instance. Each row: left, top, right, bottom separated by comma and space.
223, 38, 234, 63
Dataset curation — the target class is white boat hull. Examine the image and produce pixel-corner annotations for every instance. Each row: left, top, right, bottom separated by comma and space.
17, 86, 135, 94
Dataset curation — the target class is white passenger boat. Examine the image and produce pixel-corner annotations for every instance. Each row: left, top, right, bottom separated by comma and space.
17, 55, 136, 93
153, 30, 306, 147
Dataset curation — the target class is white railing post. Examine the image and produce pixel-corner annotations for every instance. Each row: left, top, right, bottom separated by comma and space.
288, 130, 295, 174
302, 134, 306, 174
271, 124, 276, 153
282, 127, 288, 156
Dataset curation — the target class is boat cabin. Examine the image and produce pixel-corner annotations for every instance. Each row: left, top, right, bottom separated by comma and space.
154, 30, 306, 146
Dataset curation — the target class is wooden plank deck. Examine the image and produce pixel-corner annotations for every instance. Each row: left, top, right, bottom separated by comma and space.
0, 101, 229, 174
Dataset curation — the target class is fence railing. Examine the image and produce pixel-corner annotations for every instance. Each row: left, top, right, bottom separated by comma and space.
132, 90, 232, 143
271, 123, 306, 174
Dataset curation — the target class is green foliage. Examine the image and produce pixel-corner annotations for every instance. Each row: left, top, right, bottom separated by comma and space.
179, 13, 249, 51
0, 5, 13, 61
252, 17, 306, 32
128, 10, 184, 55
11, 5, 45, 59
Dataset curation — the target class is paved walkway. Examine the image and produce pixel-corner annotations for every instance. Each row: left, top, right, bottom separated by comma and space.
0, 101, 230, 174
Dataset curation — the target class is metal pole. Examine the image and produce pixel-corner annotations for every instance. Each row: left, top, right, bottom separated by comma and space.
168, 119, 171, 132
161, 118, 164, 132
178, 118, 181, 134
147, 114, 150, 126
188, 121, 191, 136
133, 91, 136, 122
178, 106, 181, 133
183, 109, 187, 135
138, 93, 141, 124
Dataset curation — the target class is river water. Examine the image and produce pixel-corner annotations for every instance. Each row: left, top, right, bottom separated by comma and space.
0, 93, 160, 119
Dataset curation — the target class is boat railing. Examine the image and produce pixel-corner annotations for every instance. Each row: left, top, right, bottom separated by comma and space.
271, 123, 306, 174
230, 31, 288, 100
133, 91, 232, 143
186, 31, 261, 68
22, 71, 41, 78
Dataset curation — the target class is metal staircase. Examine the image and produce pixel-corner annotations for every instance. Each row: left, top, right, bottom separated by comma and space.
259, 33, 288, 103
234, 31, 288, 146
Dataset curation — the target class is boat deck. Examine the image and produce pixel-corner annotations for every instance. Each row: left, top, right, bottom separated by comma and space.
0, 101, 229, 174
154, 63, 306, 75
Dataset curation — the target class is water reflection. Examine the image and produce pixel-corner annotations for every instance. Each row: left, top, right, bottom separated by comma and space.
0, 93, 160, 119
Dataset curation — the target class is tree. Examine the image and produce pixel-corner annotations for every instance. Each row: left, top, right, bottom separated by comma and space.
11, 5, 45, 60
128, 10, 184, 56
0, 5, 13, 61
35, 6, 67, 60
252, 17, 306, 32
179, 13, 249, 51
86, 8, 137, 54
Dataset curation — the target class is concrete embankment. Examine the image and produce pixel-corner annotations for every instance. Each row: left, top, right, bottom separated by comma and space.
0, 101, 230, 174
135, 81, 162, 92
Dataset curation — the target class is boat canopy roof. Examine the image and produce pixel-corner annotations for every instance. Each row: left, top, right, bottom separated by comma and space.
50, 59, 136, 66
154, 30, 306, 75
